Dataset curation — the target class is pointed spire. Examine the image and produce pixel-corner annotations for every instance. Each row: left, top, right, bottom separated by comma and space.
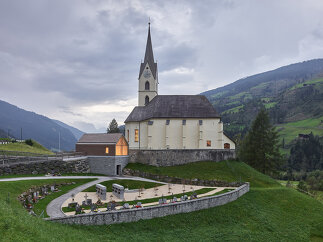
144, 21, 154, 64
139, 21, 157, 79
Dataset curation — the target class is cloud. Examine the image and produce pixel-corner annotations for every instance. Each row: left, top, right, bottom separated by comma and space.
0, 0, 323, 132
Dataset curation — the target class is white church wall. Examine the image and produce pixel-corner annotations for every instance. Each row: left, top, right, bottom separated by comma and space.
138, 63, 157, 106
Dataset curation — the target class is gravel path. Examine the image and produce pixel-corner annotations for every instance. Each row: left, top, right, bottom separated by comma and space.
0, 175, 166, 218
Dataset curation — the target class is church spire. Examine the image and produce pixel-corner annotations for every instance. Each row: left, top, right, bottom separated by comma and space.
139, 22, 157, 80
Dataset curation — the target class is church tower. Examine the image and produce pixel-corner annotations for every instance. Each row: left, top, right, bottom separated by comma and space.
138, 22, 158, 106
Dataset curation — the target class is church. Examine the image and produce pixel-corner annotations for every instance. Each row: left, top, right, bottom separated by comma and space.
125, 24, 235, 151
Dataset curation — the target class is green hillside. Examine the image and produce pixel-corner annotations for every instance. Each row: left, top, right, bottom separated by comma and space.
1, 161, 322, 241
0, 140, 53, 155
201, 59, 323, 152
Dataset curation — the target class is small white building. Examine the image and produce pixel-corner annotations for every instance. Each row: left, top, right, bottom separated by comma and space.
125, 24, 235, 150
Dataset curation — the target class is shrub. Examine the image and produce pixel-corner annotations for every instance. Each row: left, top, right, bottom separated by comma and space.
25, 139, 33, 146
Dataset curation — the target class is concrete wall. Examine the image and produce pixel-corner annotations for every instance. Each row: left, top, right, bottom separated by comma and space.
47, 183, 249, 225
0, 159, 90, 175
87, 156, 129, 176
126, 118, 236, 150
128, 149, 236, 166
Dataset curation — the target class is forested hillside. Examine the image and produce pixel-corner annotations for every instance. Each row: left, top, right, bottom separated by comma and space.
202, 59, 323, 152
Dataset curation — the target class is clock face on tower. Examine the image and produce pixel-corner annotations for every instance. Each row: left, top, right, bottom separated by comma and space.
143, 70, 151, 78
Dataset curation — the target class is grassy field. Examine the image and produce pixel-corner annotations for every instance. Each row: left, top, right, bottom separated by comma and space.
83, 179, 162, 192
126, 160, 280, 188
0, 140, 53, 155
0, 162, 323, 241
276, 116, 323, 149
290, 78, 323, 90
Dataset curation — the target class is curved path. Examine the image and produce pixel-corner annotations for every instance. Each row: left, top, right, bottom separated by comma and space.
0, 175, 166, 218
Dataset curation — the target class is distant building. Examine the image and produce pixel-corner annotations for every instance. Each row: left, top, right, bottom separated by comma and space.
124, 24, 235, 150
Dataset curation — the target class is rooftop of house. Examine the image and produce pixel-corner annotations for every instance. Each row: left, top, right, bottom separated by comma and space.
77, 133, 123, 144
125, 95, 221, 122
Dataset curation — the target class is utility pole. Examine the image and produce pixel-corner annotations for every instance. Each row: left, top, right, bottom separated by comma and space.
58, 132, 61, 153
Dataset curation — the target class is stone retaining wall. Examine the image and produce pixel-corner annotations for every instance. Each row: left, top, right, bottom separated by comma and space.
0, 159, 90, 175
123, 168, 244, 187
129, 149, 236, 166
46, 183, 249, 225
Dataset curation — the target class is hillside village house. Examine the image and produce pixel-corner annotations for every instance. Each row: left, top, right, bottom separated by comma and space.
125, 24, 235, 150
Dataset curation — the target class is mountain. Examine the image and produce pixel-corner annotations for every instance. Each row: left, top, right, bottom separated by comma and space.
201, 59, 323, 151
0, 100, 77, 151
52, 119, 84, 140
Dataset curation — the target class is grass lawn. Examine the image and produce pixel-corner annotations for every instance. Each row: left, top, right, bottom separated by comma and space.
126, 160, 280, 188
0, 141, 53, 155
0, 161, 322, 241
83, 179, 163, 192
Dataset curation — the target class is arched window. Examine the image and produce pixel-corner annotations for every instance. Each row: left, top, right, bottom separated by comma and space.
145, 81, 150, 90
145, 96, 149, 105
224, 143, 230, 149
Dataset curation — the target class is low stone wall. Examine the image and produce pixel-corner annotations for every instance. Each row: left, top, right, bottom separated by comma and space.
129, 149, 236, 166
123, 168, 243, 187
47, 183, 249, 225
0, 158, 90, 175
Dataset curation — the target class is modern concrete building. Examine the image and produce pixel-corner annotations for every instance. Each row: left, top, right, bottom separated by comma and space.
125, 24, 235, 150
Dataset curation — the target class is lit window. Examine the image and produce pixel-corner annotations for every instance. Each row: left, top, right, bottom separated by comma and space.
105, 147, 109, 153
182, 120, 186, 125
199, 120, 203, 125
207, 140, 211, 147
148, 121, 154, 125
166, 120, 170, 125
135, 129, 139, 142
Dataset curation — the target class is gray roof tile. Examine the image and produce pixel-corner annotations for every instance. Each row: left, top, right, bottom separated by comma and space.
125, 95, 220, 122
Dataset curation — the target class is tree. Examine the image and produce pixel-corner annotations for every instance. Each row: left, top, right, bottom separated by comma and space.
238, 109, 283, 175
107, 118, 120, 133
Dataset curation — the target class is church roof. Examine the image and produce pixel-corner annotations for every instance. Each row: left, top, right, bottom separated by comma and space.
139, 24, 158, 79
125, 95, 220, 122
77, 133, 123, 144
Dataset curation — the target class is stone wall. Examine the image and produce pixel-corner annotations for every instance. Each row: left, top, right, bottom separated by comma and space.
87, 156, 129, 176
0, 158, 90, 175
47, 183, 249, 225
129, 149, 236, 166
123, 168, 243, 187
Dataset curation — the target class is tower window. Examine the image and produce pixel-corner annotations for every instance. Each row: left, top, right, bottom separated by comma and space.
145, 96, 149, 105
145, 81, 150, 90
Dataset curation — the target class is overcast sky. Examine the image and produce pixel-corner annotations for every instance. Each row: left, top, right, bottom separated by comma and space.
1, 0, 323, 132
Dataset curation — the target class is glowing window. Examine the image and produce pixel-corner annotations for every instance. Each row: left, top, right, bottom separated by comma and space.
116, 137, 128, 156
105, 147, 109, 153
207, 140, 211, 147
135, 129, 139, 142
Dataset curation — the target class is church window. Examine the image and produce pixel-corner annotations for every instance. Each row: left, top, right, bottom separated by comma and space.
146, 67, 149, 69
224, 143, 230, 149
145, 81, 150, 90
105, 147, 109, 154
145, 96, 149, 105
207, 140, 211, 147
148, 120, 153, 125
166, 120, 170, 125
182, 120, 186, 125
199, 120, 203, 125
135, 129, 139, 142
